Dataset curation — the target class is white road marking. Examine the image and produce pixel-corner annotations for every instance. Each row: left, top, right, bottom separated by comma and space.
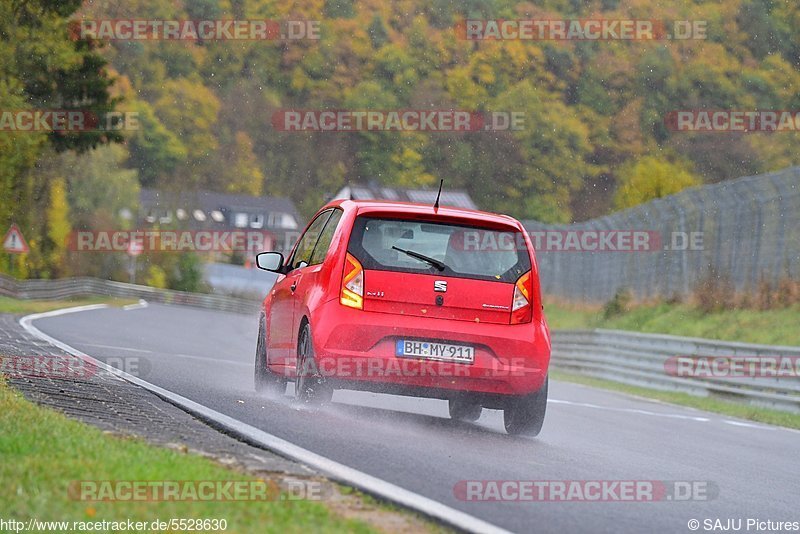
173, 353, 251, 367
549, 398, 711, 422
77, 343, 247, 367
84, 343, 153, 354
123, 300, 148, 311
19, 305, 511, 534
722, 420, 774, 430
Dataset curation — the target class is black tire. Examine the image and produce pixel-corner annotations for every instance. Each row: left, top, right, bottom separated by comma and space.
254, 316, 287, 396
503, 376, 548, 436
448, 397, 482, 422
295, 323, 333, 404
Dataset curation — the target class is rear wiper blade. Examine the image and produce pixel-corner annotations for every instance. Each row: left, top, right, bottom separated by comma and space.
392, 246, 447, 271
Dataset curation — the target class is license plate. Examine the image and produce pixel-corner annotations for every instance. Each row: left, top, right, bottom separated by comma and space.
395, 339, 474, 363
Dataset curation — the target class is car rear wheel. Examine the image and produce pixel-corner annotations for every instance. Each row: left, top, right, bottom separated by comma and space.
503, 376, 548, 436
448, 397, 482, 422
295, 323, 333, 404
254, 317, 287, 396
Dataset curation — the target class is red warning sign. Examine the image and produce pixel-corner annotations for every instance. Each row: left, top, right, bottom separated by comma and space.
2, 224, 30, 254
127, 238, 143, 257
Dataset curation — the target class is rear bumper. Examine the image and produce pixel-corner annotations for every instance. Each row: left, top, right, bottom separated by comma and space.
309, 299, 551, 396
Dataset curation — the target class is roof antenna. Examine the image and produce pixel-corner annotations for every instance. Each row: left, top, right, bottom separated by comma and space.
433, 179, 444, 211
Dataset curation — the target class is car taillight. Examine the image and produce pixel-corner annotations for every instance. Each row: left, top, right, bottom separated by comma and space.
340, 253, 364, 309
510, 270, 533, 324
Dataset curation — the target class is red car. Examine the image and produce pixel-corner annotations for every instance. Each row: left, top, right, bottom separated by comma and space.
254, 199, 551, 435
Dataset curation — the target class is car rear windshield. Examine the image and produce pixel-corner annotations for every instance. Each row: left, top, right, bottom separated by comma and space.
347, 216, 531, 283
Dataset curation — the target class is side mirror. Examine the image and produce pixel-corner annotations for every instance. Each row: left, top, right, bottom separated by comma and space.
256, 252, 284, 273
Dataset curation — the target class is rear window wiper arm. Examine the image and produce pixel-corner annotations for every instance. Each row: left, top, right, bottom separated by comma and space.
392, 246, 447, 271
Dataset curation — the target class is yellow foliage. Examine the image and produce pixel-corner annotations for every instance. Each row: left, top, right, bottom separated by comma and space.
144, 265, 167, 289
46, 177, 70, 276
614, 156, 700, 210
155, 79, 220, 160
224, 132, 264, 196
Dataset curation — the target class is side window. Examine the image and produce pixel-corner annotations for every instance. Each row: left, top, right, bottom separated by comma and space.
289, 210, 332, 269
309, 209, 343, 265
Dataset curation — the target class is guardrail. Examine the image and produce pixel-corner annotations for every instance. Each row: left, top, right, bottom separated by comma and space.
2, 274, 798, 413
551, 329, 800, 413
0, 274, 260, 314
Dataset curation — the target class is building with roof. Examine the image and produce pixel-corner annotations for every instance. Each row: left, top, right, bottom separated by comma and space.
332, 183, 478, 210
138, 189, 302, 255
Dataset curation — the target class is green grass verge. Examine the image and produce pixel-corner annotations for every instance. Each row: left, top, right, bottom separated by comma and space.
0, 378, 377, 533
0, 295, 138, 315
550, 370, 800, 430
545, 301, 800, 346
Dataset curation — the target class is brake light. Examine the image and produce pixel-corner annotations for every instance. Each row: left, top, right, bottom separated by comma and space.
340, 253, 364, 309
511, 270, 533, 324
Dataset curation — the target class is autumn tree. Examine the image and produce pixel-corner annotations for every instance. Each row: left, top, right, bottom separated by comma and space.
614, 155, 699, 210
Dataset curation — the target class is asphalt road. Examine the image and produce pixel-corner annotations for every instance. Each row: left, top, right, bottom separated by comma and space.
33, 304, 799, 534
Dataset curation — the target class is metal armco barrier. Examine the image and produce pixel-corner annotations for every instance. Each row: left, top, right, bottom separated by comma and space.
0, 274, 260, 314
551, 329, 800, 413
